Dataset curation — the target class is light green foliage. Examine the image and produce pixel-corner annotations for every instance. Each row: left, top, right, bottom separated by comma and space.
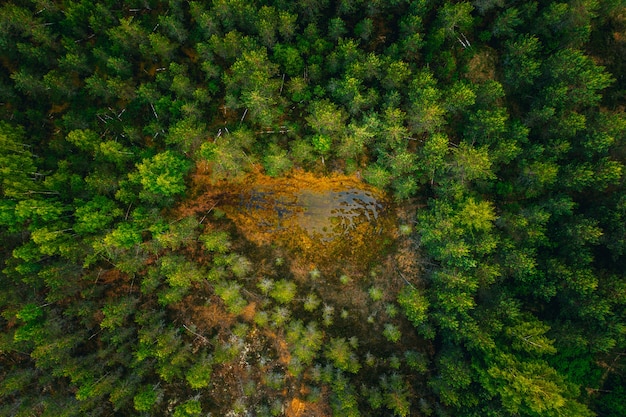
311, 134, 332, 155
15, 303, 43, 323
154, 216, 200, 251
133, 385, 158, 412
363, 384, 383, 409
160, 255, 204, 288
186, 354, 213, 389
309, 268, 321, 280
145, 32, 177, 59
263, 143, 293, 177
0, 199, 18, 231
392, 175, 419, 200
289, 138, 317, 166
445, 80, 476, 113
286, 75, 311, 103
458, 198, 496, 232
322, 304, 334, 327
255, 6, 278, 47
0, 123, 39, 199
29, 225, 73, 257
381, 107, 409, 150
330, 372, 360, 417
254, 310, 269, 327
229, 254, 252, 278
269, 279, 297, 304
564, 158, 623, 191
73, 379, 99, 403
241, 89, 280, 126
257, 277, 274, 295
198, 129, 255, 180
287, 320, 324, 365
429, 347, 475, 408
223, 48, 280, 124
271, 306, 291, 327
100, 296, 137, 330
306, 100, 347, 137
505, 316, 557, 355
482, 353, 593, 417
398, 224, 412, 236
13, 317, 44, 345
545, 49, 613, 108
167, 117, 207, 154
303, 293, 321, 312
554, 110, 587, 139
450, 142, 495, 184
419, 133, 449, 182
381, 373, 411, 417
521, 160, 559, 196
325, 337, 361, 373
363, 164, 393, 189
437, 1, 474, 36
97, 140, 133, 166
277, 10, 297, 40
337, 118, 378, 160
385, 303, 398, 318
383, 60, 412, 90
173, 399, 202, 417
66, 129, 99, 152
368, 286, 383, 302
214, 281, 247, 314
383, 324, 402, 343
200, 230, 232, 253
466, 108, 509, 145
430, 269, 477, 317
74, 197, 123, 235
407, 69, 445, 134
135, 151, 191, 201
225, 48, 279, 94
14, 199, 66, 226
263, 371, 285, 390
404, 350, 429, 373
390, 355, 401, 369
388, 150, 418, 177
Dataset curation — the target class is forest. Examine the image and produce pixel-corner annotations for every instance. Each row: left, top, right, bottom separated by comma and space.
0, 0, 625, 416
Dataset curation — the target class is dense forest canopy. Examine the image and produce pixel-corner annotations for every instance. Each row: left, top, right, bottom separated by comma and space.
1, 0, 625, 416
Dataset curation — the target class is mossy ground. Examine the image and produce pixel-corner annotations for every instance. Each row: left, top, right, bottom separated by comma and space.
170, 163, 430, 414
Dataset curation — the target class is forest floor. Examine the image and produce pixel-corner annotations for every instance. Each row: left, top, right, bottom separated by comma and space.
171, 162, 430, 414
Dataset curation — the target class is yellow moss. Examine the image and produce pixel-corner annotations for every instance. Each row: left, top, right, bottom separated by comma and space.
209, 170, 396, 266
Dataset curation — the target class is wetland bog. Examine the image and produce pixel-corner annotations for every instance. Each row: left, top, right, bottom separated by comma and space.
187, 167, 398, 269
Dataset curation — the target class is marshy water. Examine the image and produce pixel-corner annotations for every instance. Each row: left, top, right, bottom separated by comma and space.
240, 186, 384, 241
217, 171, 397, 264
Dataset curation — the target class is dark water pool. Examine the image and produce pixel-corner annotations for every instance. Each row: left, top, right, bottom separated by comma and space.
239, 186, 385, 242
